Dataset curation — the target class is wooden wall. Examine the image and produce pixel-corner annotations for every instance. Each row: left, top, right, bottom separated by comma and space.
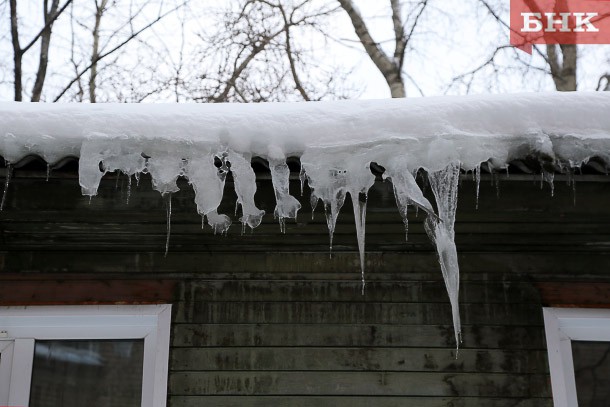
2, 166, 610, 406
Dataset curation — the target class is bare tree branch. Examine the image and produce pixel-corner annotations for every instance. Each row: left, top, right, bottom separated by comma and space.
597, 74, 610, 91
21, 0, 72, 54
53, 1, 186, 102
278, 3, 310, 100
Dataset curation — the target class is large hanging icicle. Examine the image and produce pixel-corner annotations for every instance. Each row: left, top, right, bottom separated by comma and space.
227, 151, 265, 232
269, 158, 301, 232
424, 162, 462, 347
300, 161, 346, 255
301, 150, 375, 290
146, 154, 184, 195
186, 153, 232, 234
383, 157, 437, 241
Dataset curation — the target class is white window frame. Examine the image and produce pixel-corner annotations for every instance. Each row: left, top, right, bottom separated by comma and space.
0, 304, 171, 407
543, 307, 610, 407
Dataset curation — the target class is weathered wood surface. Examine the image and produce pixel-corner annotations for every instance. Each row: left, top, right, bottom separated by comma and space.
171, 324, 546, 349
175, 280, 540, 303
173, 301, 543, 325
170, 347, 548, 373
170, 396, 552, 407
4, 251, 610, 281
169, 371, 550, 397
3, 172, 609, 405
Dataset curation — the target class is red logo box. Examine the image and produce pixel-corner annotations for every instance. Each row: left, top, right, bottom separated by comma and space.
510, 0, 610, 53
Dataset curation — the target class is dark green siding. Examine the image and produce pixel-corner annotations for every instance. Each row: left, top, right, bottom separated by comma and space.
2, 168, 609, 406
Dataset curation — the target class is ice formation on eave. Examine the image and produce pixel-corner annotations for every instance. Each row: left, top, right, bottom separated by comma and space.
2, 91, 610, 347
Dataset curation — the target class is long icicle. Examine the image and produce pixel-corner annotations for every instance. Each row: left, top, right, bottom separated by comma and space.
351, 192, 368, 294
270, 158, 301, 233
165, 193, 172, 257
1, 163, 12, 211
425, 162, 462, 349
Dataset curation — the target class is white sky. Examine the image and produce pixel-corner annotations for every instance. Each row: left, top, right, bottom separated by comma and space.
1, 0, 609, 101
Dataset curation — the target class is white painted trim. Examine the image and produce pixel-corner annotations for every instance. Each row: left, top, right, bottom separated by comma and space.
0, 304, 172, 407
0, 340, 14, 405
9, 339, 34, 407
543, 307, 610, 407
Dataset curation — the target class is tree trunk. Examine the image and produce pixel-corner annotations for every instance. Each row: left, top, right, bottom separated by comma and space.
9, 0, 22, 101
338, 0, 406, 98
546, 44, 577, 91
32, 0, 61, 102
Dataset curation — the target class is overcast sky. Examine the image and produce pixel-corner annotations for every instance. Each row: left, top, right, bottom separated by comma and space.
1, 0, 609, 102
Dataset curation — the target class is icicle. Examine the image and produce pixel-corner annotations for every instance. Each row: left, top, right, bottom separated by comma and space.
227, 151, 265, 230
46, 164, 51, 182
126, 175, 132, 205
1, 163, 12, 211
474, 164, 481, 210
323, 200, 342, 257
424, 162, 462, 348
542, 169, 555, 197
270, 158, 301, 232
79, 140, 146, 197
186, 153, 232, 235
352, 192, 368, 294
147, 155, 182, 196
306, 168, 346, 258
299, 165, 306, 196
404, 215, 409, 242
571, 170, 577, 206
164, 193, 172, 257
301, 150, 374, 286
383, 159, 436, 245
310, 193, 318, 220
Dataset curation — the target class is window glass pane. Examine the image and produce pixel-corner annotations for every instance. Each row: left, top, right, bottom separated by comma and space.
29, 339, 144, 407
572, 340, 610, 407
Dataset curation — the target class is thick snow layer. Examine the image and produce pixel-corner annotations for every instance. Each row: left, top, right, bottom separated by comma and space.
2, 91, 610, 347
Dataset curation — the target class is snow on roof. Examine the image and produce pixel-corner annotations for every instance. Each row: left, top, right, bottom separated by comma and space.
2, 91, 610, 347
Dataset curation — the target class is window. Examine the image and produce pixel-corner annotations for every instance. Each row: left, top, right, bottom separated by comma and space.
0, 304, 171, 407
543, 307, 610, 407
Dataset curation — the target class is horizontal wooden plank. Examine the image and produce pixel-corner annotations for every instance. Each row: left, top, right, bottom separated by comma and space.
170, 347, 548, 374
174, 302, 543, 325
177, 280, 540, 304
4, 251, 610, 277
169, 395, 552, 407
171, 324, 546, 349
3, 231, 610, 252
4, 220, 610, 235
168, 371, 551, 397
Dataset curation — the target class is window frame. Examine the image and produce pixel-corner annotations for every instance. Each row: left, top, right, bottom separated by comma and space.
0, 304, 171, 407
543, 307, 610, 407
